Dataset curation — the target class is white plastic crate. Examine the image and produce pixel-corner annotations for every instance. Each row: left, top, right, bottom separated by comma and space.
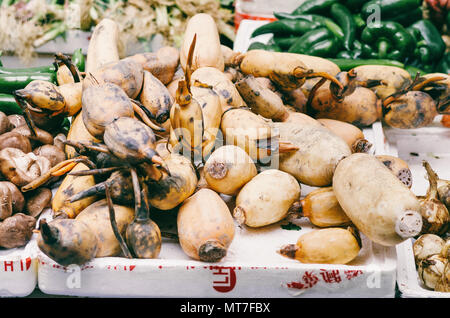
376, 118, 450, 298
33, 18, 398, 299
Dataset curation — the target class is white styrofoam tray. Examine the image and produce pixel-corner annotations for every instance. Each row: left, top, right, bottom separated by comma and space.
34, 18, 398, 299
377, 118, 450, 298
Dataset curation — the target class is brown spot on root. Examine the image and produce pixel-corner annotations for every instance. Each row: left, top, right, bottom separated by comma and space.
233, 206, 246, 225
278, 244, 298, 259
206, 161, 228, 180
352, 139, 372, 153
198, 240, 227, 262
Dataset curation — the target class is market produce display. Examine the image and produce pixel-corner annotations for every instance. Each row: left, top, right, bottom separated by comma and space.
0, 0, 449, 297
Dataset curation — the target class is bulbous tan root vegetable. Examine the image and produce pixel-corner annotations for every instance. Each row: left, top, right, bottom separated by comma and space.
308, 82, 381, 127
333, 153, 423, 246
85, 18, 120, 74
419, 161, 449, 236
177, 188, 235, 262
290, 187, 352, 228
126, 46, 180, 85
190, 66, 246, 113
375, 155, 413, 188
81, 82, 134, 139
417, 254, 448, 290
75, 198, 135, 258
51, 162, 97, 219
278, 227, 361, 264
220, 108, 298, 162
170, 35, 222, 160
146, 153, 198, 210
318, 118, 372, 153
435, 262, 450, 292
204, 145, 257, 196
140, 70, 174, 124
233, 50, 342, 92
65, 112, 101, 159
413, 234, 445, 263
234, 169, 301, 228
273, 122, 352, 187
350, 65, 412, 100
180, 13, 224, 73
37, 218, 98, 266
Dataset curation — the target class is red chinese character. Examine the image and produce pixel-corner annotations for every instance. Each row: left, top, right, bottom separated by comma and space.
320, 269, 342, 283
211, 266, 236, 293
344, 270, 363, 280
286, 271, 319, 290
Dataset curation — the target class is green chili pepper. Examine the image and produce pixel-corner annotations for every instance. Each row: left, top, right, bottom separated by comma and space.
392, 7, 423, 27
0, 64, 56, 75
291, 0, 338, 15
360, 21, 416, 61
330, 3, 356, 51
272, 36, 299, 50
407, 20, 446, 66
247, 41, 281, 52
328, 58, 405, 71
272, 13, 344, 41
404, 65, 427, 77
72, 48, 85, 72
336, 50, 363, 59
0, 72, 56, 94
0, 93, 23, 115
288, 28, 339, 57
342, 0, 367, 13
360, 0, 422, 22
447, 12, 450, 30
251, 19, 320, 38
436, 53, 450, 75
353, 13, 366, 32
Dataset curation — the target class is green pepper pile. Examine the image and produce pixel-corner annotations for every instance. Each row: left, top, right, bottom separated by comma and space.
249, 0, 449, 75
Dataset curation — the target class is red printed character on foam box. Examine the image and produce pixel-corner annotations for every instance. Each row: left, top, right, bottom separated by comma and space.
211, 266, 237, 293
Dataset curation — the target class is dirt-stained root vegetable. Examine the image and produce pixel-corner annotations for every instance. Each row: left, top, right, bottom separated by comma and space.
125, 189, 161, 259
82, 82, 134, 139
221, 45, 240, 68
0, 131, 32, 153
375, 155, 413, 188
0, 183, 12, 220
333, 153, 423, 246
413, 234, 446, 263
419, 161, 449, 236
75, 199, 135, 258
25, 187, 52, 218
234, 169, 301, 228
33, 145, 66, 168
235, 50, 341, 91
56, 82, 83, 116
273, 122, 351, 187
177, 188, 235, 262
435, 262, 450, 292
84, 59, 144, 100
146, 153, 198, 211
309, 83, 381, 127
190, 66, 246, 113
351, 65, 412, 100
52, 162, 97, 219
1, 181, 25, 214
318, 118, 372, 153
204, 145, 257, 196
0, 213, 36, 249
0, 111, 13, 135
0, 148, 50, 187
65, 112, 101, 159
139, 70, 173, 124
126, 46, 180, 85
220, 108, 297, 162
293, 187, 352, 228
180, 13, 224, 72
11, 125, 54, 146
37, 218, 98, 266
417, 254, 448, 290
278, 227, 361, 265
383, 91, 438, 129
85, 18, 120, 74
